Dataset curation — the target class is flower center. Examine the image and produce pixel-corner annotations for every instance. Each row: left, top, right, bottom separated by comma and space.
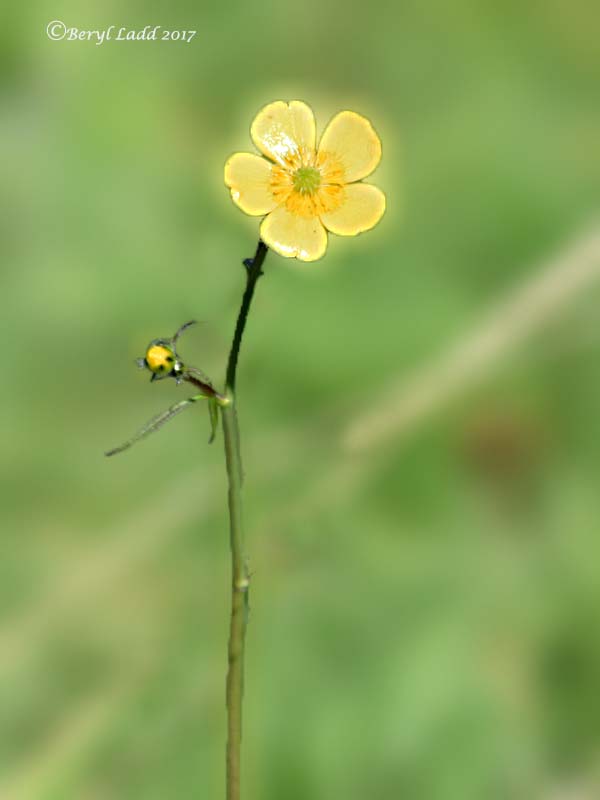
292, 166, 321, 195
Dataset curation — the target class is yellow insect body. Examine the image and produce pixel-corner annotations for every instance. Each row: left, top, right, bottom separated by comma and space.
145, 344, 175, 375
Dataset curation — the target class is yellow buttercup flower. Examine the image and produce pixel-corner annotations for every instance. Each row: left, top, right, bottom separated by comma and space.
225, 100, 386, 262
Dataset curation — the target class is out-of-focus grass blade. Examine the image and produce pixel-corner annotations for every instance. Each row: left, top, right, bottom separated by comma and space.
105, 395, 207, 457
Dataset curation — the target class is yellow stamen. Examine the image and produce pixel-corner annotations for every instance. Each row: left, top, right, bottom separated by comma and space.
268, 150, 346, 219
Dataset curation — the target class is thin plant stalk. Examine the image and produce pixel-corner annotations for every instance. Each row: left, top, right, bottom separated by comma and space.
221, 239, 268, 800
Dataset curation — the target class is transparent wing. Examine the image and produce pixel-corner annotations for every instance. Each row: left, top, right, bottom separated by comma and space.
185, 364, 214, 388
105, 394, 206, 457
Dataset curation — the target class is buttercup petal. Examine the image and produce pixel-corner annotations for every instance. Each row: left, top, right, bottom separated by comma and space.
251, 101, 316, 167
224, 152, 278, 216
320, 183, 386, 236
318, 111, 382, 183
260, 206, 327, 262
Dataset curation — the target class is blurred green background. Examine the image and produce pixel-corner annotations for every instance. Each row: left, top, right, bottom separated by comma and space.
1, 1, 600, 797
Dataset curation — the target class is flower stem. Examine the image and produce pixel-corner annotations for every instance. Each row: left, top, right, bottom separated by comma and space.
226, 240, 268, 392
222, 239, 268, 800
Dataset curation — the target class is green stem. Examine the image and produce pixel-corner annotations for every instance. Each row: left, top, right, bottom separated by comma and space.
222, 239, 268, 800
226, 241, 268, 392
